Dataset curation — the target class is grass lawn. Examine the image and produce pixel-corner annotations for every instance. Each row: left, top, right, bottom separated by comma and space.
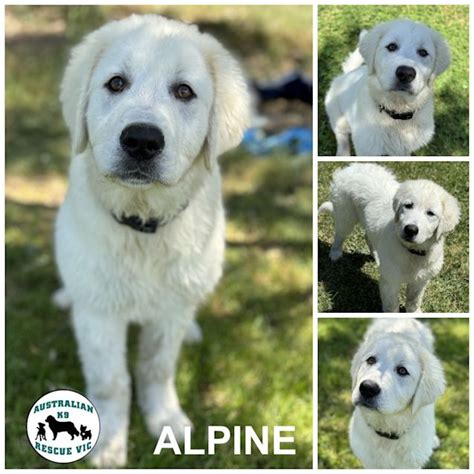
318, 5, 469, 156
318, 317, 469, 469
318, 161, 469, 313
5, 6, 312, 468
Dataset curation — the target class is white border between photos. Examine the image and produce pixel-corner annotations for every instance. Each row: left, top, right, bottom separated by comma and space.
315, 0, 471, 473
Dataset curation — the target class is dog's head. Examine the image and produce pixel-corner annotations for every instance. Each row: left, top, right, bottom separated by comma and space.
359, 19, 450, 106
392, 179, 460, 248
60, 14, 251, 188
351, 331, 445, 415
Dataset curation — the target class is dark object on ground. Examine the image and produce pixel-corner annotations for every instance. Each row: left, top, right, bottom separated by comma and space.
254, 72, 312, 105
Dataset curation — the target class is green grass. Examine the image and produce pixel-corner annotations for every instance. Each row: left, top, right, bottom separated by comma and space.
318, 5, 469, 156
318, 161, 469, 313
318, 318, 469, 469
5, 6, 312, 468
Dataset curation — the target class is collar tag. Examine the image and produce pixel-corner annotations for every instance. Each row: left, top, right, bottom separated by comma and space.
379, 104, 415, 120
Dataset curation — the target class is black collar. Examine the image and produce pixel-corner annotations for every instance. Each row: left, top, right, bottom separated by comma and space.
112, 201, 188, 234
407, 247, 427, 257
375, 429, 400, 440
379, 104, 415, 120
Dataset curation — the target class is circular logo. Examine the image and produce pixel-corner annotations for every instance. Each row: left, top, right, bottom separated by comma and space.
26, 389, 100, 464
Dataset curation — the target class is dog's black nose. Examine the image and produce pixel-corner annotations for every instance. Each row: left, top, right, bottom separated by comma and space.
396, 66, 416, 84
404, 224, 419, 238
359, 380, 381, 399
120, 123, 165, 160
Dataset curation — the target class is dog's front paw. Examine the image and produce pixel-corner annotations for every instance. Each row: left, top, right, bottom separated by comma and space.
89, 432, 127, 468
146, 409, 193, 442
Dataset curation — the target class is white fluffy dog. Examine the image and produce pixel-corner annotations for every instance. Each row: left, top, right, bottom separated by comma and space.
349, 318, 446, 468
319, 163, 460, 312
325, 19, 451, 156
54, 15, 250, 467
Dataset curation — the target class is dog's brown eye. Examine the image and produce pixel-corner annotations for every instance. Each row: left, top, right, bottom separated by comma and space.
174, 84, 195, 101
106, 76, 126, 93
397, 366, 409, 376
427, 210, 435, 217
367, 356, 376, 365
418, 49, 429, 57
386, 43, 398, 52
404, 203, 413, 209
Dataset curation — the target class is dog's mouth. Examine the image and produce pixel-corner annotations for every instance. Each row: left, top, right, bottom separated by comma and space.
390, 84, 414, 95
354, 398, 378, 410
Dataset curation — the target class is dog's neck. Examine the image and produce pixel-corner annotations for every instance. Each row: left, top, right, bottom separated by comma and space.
379, 104, 415, 120
367, 79, 433, 121
358, 405, 419, 441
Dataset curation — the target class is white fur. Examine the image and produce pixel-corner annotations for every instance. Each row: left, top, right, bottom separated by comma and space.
349, 318, 446, 468
55, 14, 250, 467
319, 163, 460, 312
325, 19, 451, 156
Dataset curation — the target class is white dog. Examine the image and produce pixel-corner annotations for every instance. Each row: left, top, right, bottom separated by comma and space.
319, 163, 460, 312
54, 15, 250, 467
325, 19, 451, 156
349, 318, 446, 468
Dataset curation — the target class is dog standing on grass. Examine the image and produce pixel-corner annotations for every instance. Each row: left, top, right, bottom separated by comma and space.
319, 163, 459, 312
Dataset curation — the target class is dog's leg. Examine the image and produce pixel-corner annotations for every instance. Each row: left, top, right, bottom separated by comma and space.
364, 234, 379, 266
379, 275, 401, 312
335, 131, 351, 156
72, 311, 130, 468
406, 280, 428, 312
136, 310, 193, 442
329, 211, 357, 261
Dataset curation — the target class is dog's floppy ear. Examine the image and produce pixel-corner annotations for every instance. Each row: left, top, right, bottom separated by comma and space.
350, 343, 367, 390
431, 29, 451, 77
436, 187, 460, 240
392, 186, 403, 223
60, 20, 127, 156
200, 34, 252, 171
359, 22, 390, 75
412, 348, 446, 413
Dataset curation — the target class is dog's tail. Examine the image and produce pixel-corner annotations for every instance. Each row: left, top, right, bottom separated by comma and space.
318, 201, 334, 216
341, 29, 368, 73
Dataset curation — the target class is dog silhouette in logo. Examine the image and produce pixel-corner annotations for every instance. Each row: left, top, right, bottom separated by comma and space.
45, 415, 79, 440
35, 422, 47, 441
80, 424, 92, 441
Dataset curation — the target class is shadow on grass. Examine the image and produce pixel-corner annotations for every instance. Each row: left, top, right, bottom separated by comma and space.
318, 240, 382, 312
